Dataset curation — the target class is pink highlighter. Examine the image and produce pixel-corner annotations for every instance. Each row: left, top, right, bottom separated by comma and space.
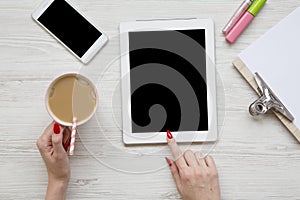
226, 0, 267, 44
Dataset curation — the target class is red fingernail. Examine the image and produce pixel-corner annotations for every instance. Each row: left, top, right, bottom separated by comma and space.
166, 130, 173, 139
53, 123, 60, 134
165, 157, 172, 167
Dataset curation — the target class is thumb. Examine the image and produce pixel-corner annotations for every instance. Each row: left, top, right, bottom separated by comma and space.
52, 122, 66, 154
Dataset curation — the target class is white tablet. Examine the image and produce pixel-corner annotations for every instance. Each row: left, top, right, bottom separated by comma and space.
120, 19, 217, 144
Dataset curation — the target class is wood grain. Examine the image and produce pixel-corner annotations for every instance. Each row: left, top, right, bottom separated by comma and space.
1, 0, 300, 199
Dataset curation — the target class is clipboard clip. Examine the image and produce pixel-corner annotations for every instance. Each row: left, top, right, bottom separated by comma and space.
249, 72, 294, 121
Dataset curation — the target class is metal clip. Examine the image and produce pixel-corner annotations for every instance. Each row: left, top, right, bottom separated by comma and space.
249, 72, 294, 121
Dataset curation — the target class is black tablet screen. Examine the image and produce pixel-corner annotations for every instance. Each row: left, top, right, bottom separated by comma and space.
129, 29, 208, 133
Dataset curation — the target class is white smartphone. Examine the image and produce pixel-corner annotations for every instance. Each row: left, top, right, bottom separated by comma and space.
32, 0, 108, 64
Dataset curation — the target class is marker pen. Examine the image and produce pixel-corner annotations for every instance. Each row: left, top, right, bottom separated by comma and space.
226, 0, 267, 43
222, 0, 254, 35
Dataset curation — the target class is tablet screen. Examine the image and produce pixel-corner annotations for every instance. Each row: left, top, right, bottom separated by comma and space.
129, 29, 208, 133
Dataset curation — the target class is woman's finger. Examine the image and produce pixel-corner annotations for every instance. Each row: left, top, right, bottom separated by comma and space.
205, 155, 217, 171
184, 150, 198, 167
166, 130, 187, 169
165, 157, 181, 191
62, 127, 71, 143
52, 123, 66, 155
62, 127, 71, 151
194, 151, 208, 168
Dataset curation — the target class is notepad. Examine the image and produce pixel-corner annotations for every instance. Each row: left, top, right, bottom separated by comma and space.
239, 7, 300, 129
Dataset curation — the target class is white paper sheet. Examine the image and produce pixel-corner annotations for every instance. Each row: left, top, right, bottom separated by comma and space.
239, 7, 300, 128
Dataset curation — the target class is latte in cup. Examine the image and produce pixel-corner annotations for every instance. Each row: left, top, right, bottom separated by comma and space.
46, 73, 98, 126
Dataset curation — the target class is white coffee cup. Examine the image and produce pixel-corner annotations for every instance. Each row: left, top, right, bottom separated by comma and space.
45, 73, 98, 126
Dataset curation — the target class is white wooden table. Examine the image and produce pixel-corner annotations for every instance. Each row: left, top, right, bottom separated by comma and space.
1, 0, 300, 199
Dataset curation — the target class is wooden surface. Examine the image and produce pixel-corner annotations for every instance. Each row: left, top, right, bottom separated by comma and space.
1, 0, 300, 199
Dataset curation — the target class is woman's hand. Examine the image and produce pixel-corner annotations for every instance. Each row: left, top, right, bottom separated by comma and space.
36, 122, 71, 200
165, 130, 220, 200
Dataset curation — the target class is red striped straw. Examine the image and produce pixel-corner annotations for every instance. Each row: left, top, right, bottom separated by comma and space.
69, 117, 77, 156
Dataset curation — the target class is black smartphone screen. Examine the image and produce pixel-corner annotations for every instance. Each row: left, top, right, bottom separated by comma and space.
38, 0, 102, 58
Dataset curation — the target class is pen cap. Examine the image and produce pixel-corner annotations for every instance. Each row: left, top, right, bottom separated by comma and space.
248, 0, 267, 16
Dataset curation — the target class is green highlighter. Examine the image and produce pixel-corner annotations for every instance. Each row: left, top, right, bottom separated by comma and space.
248, 0, 267, 16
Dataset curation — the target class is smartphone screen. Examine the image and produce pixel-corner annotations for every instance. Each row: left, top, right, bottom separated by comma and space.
38, 0, 102, 58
